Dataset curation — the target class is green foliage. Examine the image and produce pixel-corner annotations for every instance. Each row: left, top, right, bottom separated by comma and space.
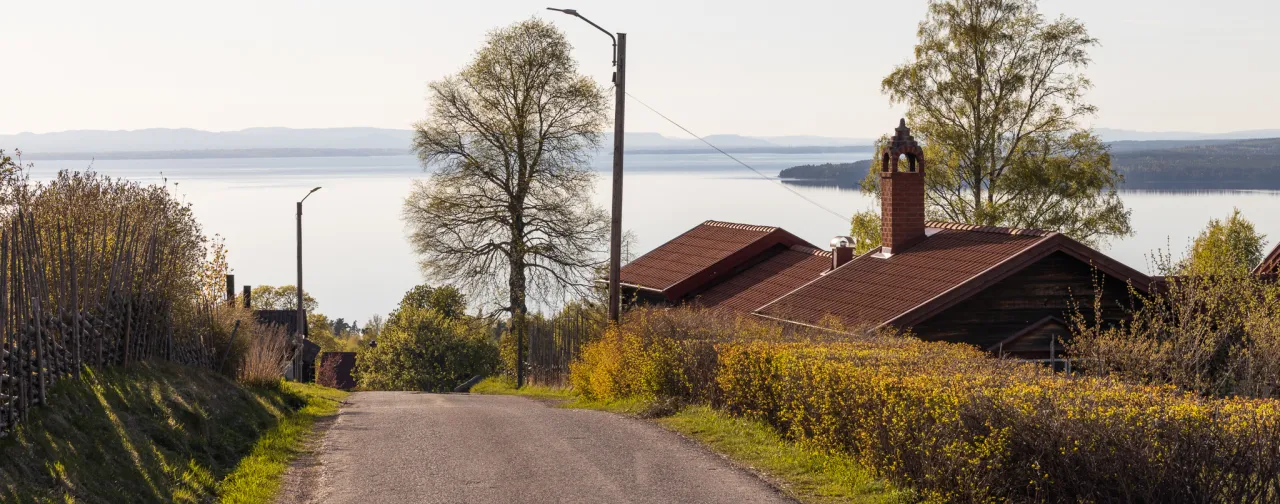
354, 306, 498, 391
249, 285, 318, 312
1178, 208, 1268, 275
393, 284, 467, 320
881, 0, 1131, 246
1071, 262, 1280, 398
848, 209, 881, 255
0, 364, 342, 503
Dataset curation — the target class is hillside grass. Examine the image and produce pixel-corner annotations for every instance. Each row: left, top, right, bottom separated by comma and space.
0, 363, 346, 503
470, 377, 903, 503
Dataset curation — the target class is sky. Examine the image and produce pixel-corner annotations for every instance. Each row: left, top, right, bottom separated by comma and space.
4, 0, 1279, 138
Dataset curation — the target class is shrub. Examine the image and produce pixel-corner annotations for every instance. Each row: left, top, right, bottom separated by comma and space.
1070, 270, 1280, 398
574, 308, 1280, 502
354, 306, 497, 391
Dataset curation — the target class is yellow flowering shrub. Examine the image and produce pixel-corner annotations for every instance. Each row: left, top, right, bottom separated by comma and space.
574, 308, 1280, 502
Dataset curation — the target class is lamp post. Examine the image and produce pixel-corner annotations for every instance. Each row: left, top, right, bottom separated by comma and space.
547, 7, 625, 324
296, 187, 321, 366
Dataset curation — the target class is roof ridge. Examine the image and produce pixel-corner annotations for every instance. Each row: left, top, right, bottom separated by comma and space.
703, 220, 779, 233
925, 221, 1055, 237
789, 244, 831, 256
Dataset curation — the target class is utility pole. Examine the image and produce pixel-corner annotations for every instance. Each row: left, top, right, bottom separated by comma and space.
546, 7, 625, 324
296, 187, 320, 380
608, 33, 625, 324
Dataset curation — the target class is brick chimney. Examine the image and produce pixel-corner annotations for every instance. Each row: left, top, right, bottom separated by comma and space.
829, 236, 854, 269
880, 119, 926, 254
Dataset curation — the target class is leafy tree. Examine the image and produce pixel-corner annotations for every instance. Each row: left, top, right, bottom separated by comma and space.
404, 19, 610, 384
353, 305, 498, 391
249, 285, 318, 312
879, 0, 1130, 247
362, 314, 385, 340
1178, 208, 1268, 275
848, 209, 882, 255
394, 284, 467, 320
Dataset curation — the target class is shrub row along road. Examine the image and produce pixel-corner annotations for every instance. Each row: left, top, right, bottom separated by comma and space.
282, 392, 793, 504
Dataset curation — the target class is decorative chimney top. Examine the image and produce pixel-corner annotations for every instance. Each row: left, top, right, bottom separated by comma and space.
882, 118, 924, 174
879, 120, 927, 254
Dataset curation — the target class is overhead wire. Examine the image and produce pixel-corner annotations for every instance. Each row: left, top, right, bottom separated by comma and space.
623, 91, 851, 224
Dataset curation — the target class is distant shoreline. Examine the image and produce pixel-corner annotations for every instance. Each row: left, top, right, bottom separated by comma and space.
19, 145, 875, 161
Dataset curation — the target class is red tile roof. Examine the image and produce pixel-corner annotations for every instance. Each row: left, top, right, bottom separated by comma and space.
757, 222, 1149, 330
1256, 242, 1280, 275
693, 245, 832, 312
618, 220, 813, 300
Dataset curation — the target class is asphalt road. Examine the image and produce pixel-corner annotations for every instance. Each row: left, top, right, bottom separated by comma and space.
286, 391, 793, 504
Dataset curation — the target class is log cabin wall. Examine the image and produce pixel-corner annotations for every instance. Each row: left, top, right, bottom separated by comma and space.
909, 251, 1136, 355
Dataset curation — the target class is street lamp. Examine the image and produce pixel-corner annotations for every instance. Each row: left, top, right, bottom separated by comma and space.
297, 186, 321, 355
547, 7, 625, 324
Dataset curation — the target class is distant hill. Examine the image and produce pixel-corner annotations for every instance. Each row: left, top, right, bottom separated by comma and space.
1095, 128, 1280, 142
1, 127, 870, 159
1113, 138, 1280, 188
0, 127, 416, 153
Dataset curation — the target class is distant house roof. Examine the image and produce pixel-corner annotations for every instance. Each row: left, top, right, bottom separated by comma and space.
618, 220, 815, 300
1256, 242, 1280, 275
254, 309, 308, 336
757, 222, 1150, 330
693, 244, 832, 312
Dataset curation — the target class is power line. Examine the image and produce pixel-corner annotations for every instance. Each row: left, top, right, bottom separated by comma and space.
624, 91, 850, 224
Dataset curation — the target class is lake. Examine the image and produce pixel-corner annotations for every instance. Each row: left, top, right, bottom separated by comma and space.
25, 152, 1280, 324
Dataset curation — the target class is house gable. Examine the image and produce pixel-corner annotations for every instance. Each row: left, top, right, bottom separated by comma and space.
909, 250, 1135, 354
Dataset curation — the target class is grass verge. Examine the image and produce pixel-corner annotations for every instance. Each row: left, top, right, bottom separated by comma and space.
216, 382, 348, 504
0, 363, 345, 504
470, 377, 904, 503
659, 407, 907, 503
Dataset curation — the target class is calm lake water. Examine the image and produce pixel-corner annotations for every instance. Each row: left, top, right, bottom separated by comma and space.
26, 153, 1280, 324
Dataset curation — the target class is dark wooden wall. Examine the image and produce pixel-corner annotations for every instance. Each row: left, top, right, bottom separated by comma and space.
910, 251, 1137, 356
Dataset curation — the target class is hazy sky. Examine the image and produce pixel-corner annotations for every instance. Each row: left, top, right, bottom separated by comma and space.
5, 0, 1278, 138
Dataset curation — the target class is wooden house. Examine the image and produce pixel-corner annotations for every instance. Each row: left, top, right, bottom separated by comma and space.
617, 120, 1150, 360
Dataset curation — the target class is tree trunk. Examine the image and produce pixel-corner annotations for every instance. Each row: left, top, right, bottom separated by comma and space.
509, 219, 528, 388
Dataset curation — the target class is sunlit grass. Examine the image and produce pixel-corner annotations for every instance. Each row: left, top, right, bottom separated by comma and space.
659, 407, 908, 504
0, 364, 345, 504
217, 382, 347, 504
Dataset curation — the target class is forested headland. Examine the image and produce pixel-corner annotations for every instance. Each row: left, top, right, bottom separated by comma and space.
778, 137, 1280, 189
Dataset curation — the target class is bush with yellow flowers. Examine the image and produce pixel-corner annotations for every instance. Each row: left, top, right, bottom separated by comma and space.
572, 307, 1280, 502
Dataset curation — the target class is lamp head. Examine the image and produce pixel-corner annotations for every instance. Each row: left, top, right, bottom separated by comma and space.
546, 7, 579, 15
309, 186, 322, 194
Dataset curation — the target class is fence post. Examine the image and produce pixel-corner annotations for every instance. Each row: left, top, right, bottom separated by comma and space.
34, 297, 46, 407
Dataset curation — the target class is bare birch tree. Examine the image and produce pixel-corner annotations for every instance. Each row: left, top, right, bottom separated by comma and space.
404, 19, 609, 383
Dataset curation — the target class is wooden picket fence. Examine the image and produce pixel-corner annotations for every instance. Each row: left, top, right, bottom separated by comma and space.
526, 307, 605, 387
0, 210, 216, 438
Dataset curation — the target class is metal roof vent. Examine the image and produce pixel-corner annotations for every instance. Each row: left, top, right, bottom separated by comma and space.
830, 235, 854, 270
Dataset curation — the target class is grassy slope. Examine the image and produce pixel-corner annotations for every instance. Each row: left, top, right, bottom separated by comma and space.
0, 363, 346, 504
470, 377, 905, 503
